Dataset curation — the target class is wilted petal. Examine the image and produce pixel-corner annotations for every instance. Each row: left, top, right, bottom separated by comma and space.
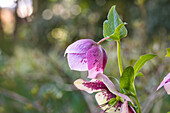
64, 39, 95, 55
157, 73, 170, 95
96, 73, 132, 103
87, 46, 105, 78
67, 53, 88, 71
74, 79, 107, 94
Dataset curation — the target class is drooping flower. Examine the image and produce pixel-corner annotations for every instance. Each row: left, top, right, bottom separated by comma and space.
74, 73, 135, 113
65, 39, 107, 79
157, 73, 170, 95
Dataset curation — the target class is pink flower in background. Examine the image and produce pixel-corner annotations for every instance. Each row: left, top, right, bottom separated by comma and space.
74, 73, 135, 113
157, 73, 170, 95
65, 39, 107, 79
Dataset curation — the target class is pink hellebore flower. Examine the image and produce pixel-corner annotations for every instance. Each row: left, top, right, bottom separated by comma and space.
74, 73, 135, 113
65, 39, 107, 79
157, 73, 170, 95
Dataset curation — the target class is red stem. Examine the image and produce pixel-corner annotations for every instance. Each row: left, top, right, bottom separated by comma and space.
97, 37, 110, 44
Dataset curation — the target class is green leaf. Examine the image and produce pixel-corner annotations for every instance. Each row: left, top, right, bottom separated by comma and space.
103, 5, 127, 40
120, 66, 135, 94
110, 23, 127, 40
165, 48, 170, 58
133, 54, 156, 75
136, 72, 144, 77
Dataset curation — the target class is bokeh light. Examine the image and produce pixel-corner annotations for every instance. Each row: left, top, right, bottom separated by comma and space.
17, 0, 33, 18
0, 9, 15, 34
52, 4, 65, 16
0, 0, 16, 8
42, 9, 53, 20
51, 28, 68, 41
95, 0, 106, 6
71, 5, 81, 15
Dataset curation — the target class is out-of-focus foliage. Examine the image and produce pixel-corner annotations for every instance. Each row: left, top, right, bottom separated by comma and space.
166, 48, 170, 58
0, 0, 170, 113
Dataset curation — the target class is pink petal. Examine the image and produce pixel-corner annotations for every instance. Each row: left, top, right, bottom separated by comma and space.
96, 73, 132, 103
74, 79, 107, 94
121, 101, 128, 113
121, 101, 136, 113
102, 48, 107, 72
64, 39, 95, 56
157, 73, 170, 91
86, 45, 105, 78
67, 53, 88, 71
164, 81, 170, 95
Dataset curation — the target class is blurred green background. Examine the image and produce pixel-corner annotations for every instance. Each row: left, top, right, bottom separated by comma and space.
0, 0, 170, 113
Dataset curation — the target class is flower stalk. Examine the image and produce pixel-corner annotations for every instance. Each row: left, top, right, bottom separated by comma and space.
97, 36, 110, 45
134, 95, 142, 113
117, 40, 123, 76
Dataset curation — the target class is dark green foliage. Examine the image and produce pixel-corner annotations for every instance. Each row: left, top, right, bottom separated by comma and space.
120, 66, 135, 94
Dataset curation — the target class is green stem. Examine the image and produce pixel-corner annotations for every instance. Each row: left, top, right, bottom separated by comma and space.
134, 95, 142, 113
117, 40, 123, 76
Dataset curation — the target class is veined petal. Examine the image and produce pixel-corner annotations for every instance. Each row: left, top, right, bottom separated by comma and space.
96, 73, 132, 103
64, 39, 95, 55
95, 92, 109, 110
157, 73, 170, 91
87, 46, 105, 78
74, 79, 107, 94
67, 53, 88, 71
164, 82, 170, 95
121, 101, 136, 113
95, 92, 119, 113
